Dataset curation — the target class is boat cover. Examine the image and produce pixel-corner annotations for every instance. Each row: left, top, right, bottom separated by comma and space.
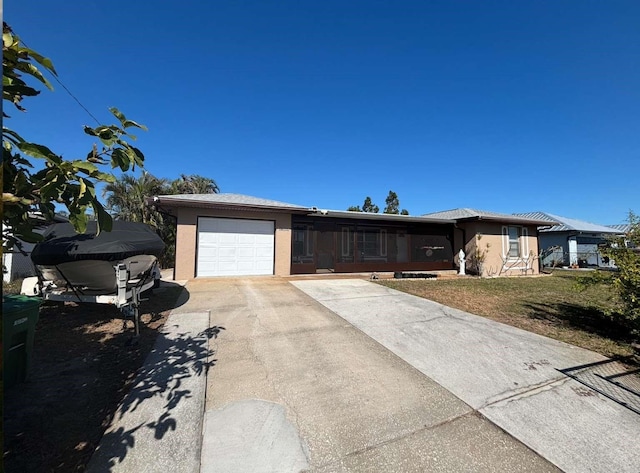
31, 221, 165, 266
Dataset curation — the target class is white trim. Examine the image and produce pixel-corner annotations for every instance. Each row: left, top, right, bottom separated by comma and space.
521, 227, 529, 257
501, 226, 509, 258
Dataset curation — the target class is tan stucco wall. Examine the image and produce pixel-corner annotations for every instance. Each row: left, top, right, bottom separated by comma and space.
458, 222, 541, 277
173, 207, 292, 279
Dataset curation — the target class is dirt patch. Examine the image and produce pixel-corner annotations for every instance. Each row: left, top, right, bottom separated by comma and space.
3, 282, 184, 473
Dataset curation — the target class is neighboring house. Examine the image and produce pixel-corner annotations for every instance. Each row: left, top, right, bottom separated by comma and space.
2, 213, 69, 283
513, 212, 621, 268
421, 208, 554, 277
149, 195, 553, 279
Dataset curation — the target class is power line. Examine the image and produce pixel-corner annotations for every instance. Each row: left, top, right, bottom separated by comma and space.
47, 74, 102, 126
14, 27, 102, 126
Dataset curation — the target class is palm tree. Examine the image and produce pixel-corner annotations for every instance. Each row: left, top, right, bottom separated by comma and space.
102, 172, 219, 268
170, 174, 219, 194
103, 171, 168, 226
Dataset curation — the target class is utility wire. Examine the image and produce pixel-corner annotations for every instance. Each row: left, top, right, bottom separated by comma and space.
47, 74, 102, 126
16, 28, 102, 126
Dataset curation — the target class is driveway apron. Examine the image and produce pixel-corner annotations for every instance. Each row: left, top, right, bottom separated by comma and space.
201, 278, 559, 472
292, 279, 640, 473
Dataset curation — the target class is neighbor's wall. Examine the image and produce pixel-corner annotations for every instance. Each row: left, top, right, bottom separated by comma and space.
173, 207, 293, 280
538, 233, 569, 266
459, 221, 541, 277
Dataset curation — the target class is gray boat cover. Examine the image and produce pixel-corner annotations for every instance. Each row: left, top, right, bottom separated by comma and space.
31, 221, 165, 266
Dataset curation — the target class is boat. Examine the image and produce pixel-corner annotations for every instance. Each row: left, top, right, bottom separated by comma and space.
30, 221, 165, 293
23, 221, 166, 339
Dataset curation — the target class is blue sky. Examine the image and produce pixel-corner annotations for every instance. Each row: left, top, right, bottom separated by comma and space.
7, 1, 639, 224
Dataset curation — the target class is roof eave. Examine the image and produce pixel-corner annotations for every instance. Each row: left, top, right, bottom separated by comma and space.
306, 210, 455, 224
456, 215, 558, 226
146, 196, 311, 214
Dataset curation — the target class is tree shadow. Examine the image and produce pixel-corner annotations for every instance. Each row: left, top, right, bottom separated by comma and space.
521, 301, 634, 342
1, 283, 208, 473
86, 323, 224, 471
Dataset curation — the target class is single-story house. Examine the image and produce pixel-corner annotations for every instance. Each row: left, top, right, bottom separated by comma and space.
512, 212, 621, 268
149, 194, 554, 279
421, 208, 555, 277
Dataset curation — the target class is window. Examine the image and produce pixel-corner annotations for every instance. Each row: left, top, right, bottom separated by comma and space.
502, 226, 528, 259
356, 228, 387, 261
508, 227, 520, 258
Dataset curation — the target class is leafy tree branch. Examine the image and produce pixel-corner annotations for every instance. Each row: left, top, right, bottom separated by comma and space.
2, 22, 147, 250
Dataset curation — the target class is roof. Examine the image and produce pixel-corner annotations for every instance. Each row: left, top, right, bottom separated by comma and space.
513, 212, 620, 234
607, 224, 632, 233
307, 209, 454, 224
149, 193, 455, 223
422, 208, 555, 226
150, 193, 310, 212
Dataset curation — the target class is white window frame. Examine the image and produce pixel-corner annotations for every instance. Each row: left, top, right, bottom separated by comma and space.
502, 225, 528, 260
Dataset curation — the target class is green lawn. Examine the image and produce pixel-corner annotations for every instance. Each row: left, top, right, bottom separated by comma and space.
378, 270, 636, 358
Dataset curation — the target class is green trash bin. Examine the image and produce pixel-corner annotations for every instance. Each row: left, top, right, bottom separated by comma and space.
3, 294, 42, 389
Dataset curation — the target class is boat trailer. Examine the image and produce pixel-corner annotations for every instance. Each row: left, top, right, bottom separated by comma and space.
21, 261, 160, 341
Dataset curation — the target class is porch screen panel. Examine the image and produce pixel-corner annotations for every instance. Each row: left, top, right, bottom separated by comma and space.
292, 224, 314, 264
356, 228, 387, 263
410, 233, 453, 263
339, 226, 355, 263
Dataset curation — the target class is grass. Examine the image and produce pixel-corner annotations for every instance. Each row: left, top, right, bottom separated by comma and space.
378, 270, 637, 358
3, 278, 23, 295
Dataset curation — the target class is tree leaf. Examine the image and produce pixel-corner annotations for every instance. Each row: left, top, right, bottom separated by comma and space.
109, 107, 126, 124
69, 209, 88, 234
17, 142, 61, 163
74, 161, 99, 174
123, 119, 148, 131
111, 148, 131, 172
83, 126, 98, 136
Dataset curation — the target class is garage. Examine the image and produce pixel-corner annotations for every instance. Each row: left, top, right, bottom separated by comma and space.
197, 217, 275, 277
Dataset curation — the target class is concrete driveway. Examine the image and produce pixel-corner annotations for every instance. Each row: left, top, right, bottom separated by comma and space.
91, 277, 640, 473
200, 278, 561, 472
292, 279, 640, 473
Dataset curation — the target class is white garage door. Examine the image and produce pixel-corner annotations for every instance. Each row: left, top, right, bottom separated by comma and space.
197, 218, 275, 277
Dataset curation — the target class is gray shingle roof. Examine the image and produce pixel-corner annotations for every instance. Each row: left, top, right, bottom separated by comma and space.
421, 208, 553, 225
513, 212, 619, 233
421, 208, 516, 220
155, 193, 309, 210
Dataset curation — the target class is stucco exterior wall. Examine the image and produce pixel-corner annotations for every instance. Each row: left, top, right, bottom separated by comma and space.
173, 207, 293, 280
459, 221, 541, 277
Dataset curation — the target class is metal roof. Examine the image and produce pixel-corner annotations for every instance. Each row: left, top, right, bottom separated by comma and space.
422, 208, 555, 226
513, 212, 620, 233
607, 224, 632, 233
